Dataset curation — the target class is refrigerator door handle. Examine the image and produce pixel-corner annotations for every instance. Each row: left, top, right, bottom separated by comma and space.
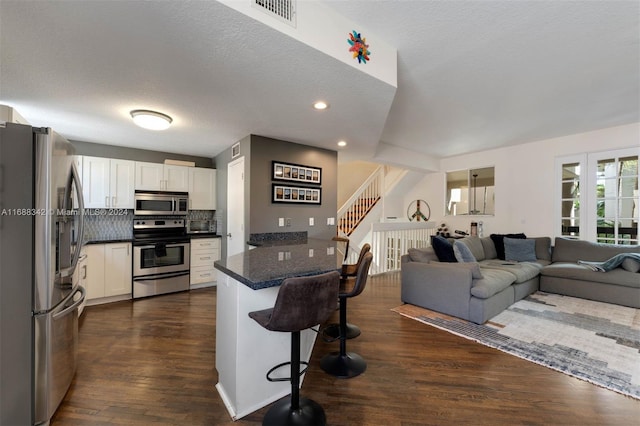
52, 286, 85, 320
59, 162, 85, 278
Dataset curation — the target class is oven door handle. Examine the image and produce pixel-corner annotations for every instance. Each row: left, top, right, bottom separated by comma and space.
133, 271, 190, 282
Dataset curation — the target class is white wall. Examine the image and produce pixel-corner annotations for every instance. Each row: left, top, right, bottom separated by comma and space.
402, 122, 640, 238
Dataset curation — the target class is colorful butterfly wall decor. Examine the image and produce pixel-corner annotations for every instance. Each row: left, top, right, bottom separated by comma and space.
347, 30, 371, 64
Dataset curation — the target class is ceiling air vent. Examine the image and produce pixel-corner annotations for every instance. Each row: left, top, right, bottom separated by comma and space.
252, 0, 296, 27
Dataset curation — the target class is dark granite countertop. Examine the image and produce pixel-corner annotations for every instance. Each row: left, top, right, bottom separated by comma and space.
215, 238, 341, 290
189, 233, 222, 239
84, 238, 133, 245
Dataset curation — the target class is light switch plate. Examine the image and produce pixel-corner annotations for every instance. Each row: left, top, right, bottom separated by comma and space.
327, 217, 335, 225
309, 217, 314, 226
278, 218, 284, 227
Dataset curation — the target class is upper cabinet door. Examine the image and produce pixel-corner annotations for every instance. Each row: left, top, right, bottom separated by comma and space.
164, 165, 189, 192
135, 161, 164, 191
189, 168, 217, 210
110, 159, 135, 208
82, 156, 110, 208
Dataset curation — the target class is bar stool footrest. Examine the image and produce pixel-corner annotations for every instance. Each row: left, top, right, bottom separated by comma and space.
321, 322, 361, 341
266, 361, 309, 382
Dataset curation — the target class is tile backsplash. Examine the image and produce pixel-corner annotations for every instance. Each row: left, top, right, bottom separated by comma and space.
82, 209, 218, 243
83, 209, 134, 242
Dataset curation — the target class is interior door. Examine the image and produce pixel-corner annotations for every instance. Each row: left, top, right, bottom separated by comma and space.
227, 157, 245, 256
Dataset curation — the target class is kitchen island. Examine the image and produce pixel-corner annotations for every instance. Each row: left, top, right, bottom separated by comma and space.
213, 238, 341, 420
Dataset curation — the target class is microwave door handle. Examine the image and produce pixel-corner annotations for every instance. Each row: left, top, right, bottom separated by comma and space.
172, 197, 176, 213
59, 162, 85, 278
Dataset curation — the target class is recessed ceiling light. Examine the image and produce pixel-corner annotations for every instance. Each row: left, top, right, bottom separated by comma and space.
130, 109, 173, 130
313, 101, 329, 110
337, 140, 347, 147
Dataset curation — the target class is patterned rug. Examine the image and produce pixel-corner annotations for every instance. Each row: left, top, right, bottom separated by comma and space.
392, 292, 640, 399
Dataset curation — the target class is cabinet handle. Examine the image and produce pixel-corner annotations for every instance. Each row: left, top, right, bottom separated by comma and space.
105, 196, 110, 207
200, 256, 211, 260
112, 196, 116, 207
200, 243, 211, 247
82, 265, 87, 279
127, 245, 130, 256
201, 273, 211, 277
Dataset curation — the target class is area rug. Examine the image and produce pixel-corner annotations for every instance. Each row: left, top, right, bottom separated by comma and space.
392, 292, 640, 400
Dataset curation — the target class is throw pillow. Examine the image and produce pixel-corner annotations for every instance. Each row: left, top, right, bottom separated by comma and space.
407, 247, 438, 263
456, 262, 484, 279
621, 257, 640, 273
431, 235, 457, 263
490, 233, 527, 260
504, 237, 537, 262
453, 240, 477, 263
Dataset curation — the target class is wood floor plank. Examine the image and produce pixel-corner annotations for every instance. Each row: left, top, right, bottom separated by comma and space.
51, 272, 640, 425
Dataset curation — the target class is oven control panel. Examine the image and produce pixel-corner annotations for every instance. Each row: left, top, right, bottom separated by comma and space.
134, 219, 185, 230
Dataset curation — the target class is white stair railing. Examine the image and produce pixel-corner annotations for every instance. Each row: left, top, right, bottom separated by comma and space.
370, 222, 436, 274
338, 167, 384, 236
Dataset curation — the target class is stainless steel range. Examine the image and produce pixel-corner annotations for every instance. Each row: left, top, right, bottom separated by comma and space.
132, 218, 190, 299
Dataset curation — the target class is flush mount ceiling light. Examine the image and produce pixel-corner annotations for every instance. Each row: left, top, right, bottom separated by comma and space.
337, 140, 347, 147
313, 101, 329, 110
130, 109, 173, 130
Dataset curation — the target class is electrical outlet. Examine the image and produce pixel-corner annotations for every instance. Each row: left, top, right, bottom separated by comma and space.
286, 218, 291, 227
278, 218, 284, 227
308, 249, 314, 257
309, 217, 314, 226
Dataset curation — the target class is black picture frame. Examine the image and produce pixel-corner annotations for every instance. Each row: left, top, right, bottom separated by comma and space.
272, 161, 322, 185
272, 184, 321, 205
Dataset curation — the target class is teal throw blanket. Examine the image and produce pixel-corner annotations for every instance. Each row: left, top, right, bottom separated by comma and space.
578, 252, 640, 272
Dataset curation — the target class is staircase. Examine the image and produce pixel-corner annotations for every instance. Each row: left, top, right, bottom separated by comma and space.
337, 165, 435, 273
337, 167, 384, 236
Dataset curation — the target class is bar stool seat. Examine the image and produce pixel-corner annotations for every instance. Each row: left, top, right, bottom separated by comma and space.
249, 270, 340, 426
320, 252, 373, 379
323, 244, 371, 341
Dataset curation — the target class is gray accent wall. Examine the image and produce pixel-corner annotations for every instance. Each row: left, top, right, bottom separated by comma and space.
250, 135, 337, 239
71, 140, 214, 168
214, 135, 337, 258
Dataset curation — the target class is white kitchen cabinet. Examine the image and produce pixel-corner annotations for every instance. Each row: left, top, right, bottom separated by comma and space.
189, 167, 217, 210
190, 238, 220, 287
85, 242, 132, 304
135, 161, 189, 192
82, 156, 135, 208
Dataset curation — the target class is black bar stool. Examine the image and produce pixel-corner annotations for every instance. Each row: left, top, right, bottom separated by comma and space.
320, 252, 373, 379
249, 270, 340, 426
323, 244, 371, 340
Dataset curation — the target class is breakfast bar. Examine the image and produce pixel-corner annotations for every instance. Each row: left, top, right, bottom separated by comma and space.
213, 238, 340, 420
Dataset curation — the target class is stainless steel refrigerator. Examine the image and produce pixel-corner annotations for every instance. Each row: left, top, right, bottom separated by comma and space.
0, 122, 85, 425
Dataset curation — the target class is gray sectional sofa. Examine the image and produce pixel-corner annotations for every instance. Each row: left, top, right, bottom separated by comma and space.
401, 236, 640, 324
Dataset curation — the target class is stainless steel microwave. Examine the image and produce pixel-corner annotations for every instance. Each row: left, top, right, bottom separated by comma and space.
134, 191, 189, 215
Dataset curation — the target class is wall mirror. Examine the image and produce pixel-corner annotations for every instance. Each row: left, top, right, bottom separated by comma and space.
446, 167, 495, 216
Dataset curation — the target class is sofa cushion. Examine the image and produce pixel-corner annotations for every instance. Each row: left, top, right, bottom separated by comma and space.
532, 237, 552, 261
490, 233, 526, 260
432, 235, 457, 262
453, 241, 477, 262
551, 237, 640, 263
541, 262, 640, 288
459, 236, 485, 261
480, 260, 542, 283
456, 262, 484, 279
504, 237, 537, 262
480, 237, 498, 260
622, 257, 640, 273
408, 247, 438, 263
470, 269, 516, 299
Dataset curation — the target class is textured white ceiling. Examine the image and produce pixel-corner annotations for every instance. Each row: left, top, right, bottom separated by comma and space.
1, 1, 638, 167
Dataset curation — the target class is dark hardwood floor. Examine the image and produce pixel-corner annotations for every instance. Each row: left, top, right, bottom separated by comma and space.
52, 272, 639, 425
